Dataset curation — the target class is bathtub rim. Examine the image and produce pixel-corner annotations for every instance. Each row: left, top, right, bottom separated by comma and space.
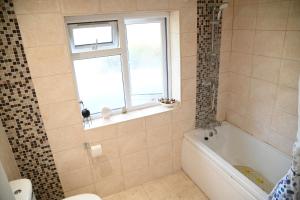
183, 122, 290, 200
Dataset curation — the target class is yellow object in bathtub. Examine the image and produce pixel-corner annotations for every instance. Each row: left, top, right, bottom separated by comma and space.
235, 165, 274, 193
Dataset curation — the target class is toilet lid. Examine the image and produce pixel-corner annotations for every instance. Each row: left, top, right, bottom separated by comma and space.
63, 194, 101, 200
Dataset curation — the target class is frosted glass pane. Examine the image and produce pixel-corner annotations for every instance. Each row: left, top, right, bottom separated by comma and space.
73, 26, 112, 46
73, 56, 125, 113
126, 22, 165, 106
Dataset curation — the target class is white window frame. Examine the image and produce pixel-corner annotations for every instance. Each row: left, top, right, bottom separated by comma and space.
65, 12, 171, 117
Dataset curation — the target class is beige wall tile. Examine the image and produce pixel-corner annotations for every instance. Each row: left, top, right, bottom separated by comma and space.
95, 175, 125, 197
271, 109, 298, 140
218, 73, 231, 93
181, 78, 196, 101
219, 52, 231, 73
13, 0, 60, 14
233, 4, 257, 29
254, 30, 285, 57
32, 74, 77, 105
230, 73, 251, 96
89, 139, 120, 161
179, 1, 197, 33
60, 166, 93, 192
256, 1, 290, 30
85, 125, 118, 142
60, 0, 100, 15
91, 158, 122, 181
39, 101, 82, 130
276, 86, 298, 116
252, 55, 280, 83
267, 130, 294, 156
230, 52, 252, 76
17, 14, 65, 47
54, 147, 89, 173
287, 1, 300, 30
25, 45, 72, 78
117, 118, 145, 137
145, 112, 171, 129
246, 98, 273, 125
121, 150, 149, 173
228, 92, 249, 116
117, 131, 147, 156
220, 30, 233, 52
148, 143, 172, 166
232, 30, 255, 53
47, 125, 85, 152
180, 33, 197, 56
136, 0, 168, 10
181, 56, 197, 79
101, 0, 136, 12
279, 59, 300, 89
250, 79, 277, 103
171, 100, 196, 122
146, 125, 172, 147
64, 184, 96, 197
283, 31, 300, 61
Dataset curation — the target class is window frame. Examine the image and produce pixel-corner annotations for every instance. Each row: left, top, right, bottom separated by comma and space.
65, 12, 171, 117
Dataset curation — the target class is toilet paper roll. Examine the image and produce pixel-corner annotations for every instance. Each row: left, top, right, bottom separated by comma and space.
90, 144, 102, 158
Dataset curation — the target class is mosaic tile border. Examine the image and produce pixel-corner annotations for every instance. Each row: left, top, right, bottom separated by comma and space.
195, 0, 223, 128
0, 0, 64, 199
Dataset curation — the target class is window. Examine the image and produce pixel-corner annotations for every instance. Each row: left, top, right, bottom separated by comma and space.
67, 14, 169, 116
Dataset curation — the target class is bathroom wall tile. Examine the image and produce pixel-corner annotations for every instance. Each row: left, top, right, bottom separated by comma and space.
271, 108, 298, 140
64, 184, 96, 198
169, 0, 196, 10
146, 125, 172, 147
254, 30, 285, 57
218, 73, 231, 93
54, 147, 89, 173
228, 92, 249, 116
60, 0, 100, 15
117, 118, 146, 136
235, 0, 259, 6
275, 86, 298, 116
226, 110, 248, 130
267, 130, 294, 156
250, 79, 277, 103
287, 1, 300, 30
283, 31, 300, 61
279, 59, 300, 89
216, 92, 229, 121
60, 166, 93, 192
16, 13, 65, 47
25, 45, 72, 78
101, 0, 136, 13
179, 1, 197, 33
252, 55, 281, 83
47, 125, 85, 152
233, 4, 257, 30
145, 112, 171, 129
91, 157, 122, 181
85, 125, 118, 142
39, 101, 82, 130
246, 98, 273, 125
230, 73, 251, 97
136, 0, 168, 10
230, 52, 252, 76
222, 4, 233, 31
150, 160, 173, 179
232, 30, 255, 53
123, 167, 152, 189
172, 118, 194, 139
219, 52, 231, 73
117, 131, 147, 155
148, 143, 172, 166
181, 78, 196, 101
13, 0, 60, 14
121, 150, 149, 173
172, 100, 196, 122
181, 56, 197, 79
220, 30, 233, 52
32, 74, 77, 105
256, 1, 290, 30
180, 33, 197, 56
95, 175, 125, 197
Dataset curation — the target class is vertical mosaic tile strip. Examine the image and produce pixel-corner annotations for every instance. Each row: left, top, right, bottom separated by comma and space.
195, 0, 223, 128
0, 0, 64, 199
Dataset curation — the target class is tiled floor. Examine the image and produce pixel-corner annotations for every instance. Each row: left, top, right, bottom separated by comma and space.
103, 170, 208, 200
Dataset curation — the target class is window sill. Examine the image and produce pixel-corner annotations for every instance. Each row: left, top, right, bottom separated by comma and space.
84, 105, 176, 130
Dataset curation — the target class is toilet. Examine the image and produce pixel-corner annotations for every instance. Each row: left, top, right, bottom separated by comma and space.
9, 179, 101, 200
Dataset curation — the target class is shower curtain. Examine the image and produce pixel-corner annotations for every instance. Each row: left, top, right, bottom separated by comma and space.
269, 79, 300, 200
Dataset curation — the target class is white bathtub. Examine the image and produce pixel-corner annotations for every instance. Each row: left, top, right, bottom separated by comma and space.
182, 122, 292, 200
